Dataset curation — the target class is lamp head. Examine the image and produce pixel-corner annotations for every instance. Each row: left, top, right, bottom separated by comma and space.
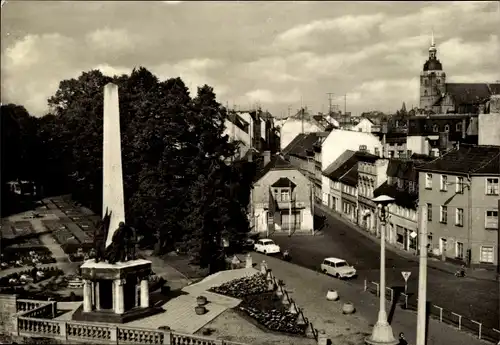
372, 195, 395, 206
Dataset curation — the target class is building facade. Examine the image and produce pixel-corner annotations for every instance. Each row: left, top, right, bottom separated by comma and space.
417, 145, 499, 268
252, 156, 314, 234
357, 153, 389, 235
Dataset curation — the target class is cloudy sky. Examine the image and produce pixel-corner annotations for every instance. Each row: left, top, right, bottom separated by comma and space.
1, 1, 499, 118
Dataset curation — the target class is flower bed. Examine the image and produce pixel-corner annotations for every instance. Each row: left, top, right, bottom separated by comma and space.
209, 274, 307, 336
209, 273, 269, 298
0, 247, 55, 269
0, 266, 64, 287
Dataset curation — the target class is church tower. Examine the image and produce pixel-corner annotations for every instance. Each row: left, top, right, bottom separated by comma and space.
420, 33, 446, 111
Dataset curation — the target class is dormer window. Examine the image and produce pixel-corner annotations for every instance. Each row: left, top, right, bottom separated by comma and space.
456, 123, 462, 132
281, 189, 290, 201
444, 124, 450, 132
433, 124, 439, 132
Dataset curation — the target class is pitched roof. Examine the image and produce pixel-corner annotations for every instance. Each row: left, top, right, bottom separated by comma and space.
416, 144, 500, 175
323, 151, 358, 180
227, 112, 249, 132
340, 165, 358, 186
386, 159, 425, 181
374, 181, 418, 210
271, 177, 296, 188
445, 83, 500, 105
255, 155, 295, 181
323, 150, 356, 176
282, 133, 320, 158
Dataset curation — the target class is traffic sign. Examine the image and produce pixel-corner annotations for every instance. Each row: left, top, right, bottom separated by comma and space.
401, 271, 411, 281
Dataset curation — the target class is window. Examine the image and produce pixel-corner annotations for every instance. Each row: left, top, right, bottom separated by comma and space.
425, 173, 433, 189
389, 151, 394, 158
480, 246, 494, 263
375, 148, 380, 157
456, 176, 464, 194
407, 150, 412, 158
440, 175, 448, 191
485, 210, 498, 229
433, 124, 439, 133
455, 208, 464, 226
398, 150, 404, 157
444, 124, 450, 132
427, 203, 432, 221
456, 242, 464, 259
409, 181, 414, 193
281, 189, 290, 202
456, 122, 462, 132
397, 178, 403, 189
486, 178, 499, 195
440, 206, 447, 224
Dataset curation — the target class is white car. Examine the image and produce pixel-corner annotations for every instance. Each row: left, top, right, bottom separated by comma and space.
254, 239, 281, 255
321, 257, 357, 279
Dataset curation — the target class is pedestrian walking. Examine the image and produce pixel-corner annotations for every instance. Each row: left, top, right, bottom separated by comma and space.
398, 332, 408, 345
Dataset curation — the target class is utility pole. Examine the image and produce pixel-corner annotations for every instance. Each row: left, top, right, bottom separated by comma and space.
344, 94, 347, 115
416, 204, 428, 345
301, 96, 304, 134
327, 93, 334, 115
287, 105, 292, 119
289, 179, 292, 236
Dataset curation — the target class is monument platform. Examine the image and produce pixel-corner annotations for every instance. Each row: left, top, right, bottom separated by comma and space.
73, 258, 159, 324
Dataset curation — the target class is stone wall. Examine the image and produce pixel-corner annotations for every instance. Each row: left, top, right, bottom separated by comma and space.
0, 294, 17, 335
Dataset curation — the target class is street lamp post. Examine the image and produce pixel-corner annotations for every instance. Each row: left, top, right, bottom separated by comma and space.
366, 195, 398, 345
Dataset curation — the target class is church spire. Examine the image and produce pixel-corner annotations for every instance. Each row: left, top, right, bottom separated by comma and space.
428, 31, 437, 57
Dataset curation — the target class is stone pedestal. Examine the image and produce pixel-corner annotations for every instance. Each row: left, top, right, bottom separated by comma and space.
72, 259, 162, 324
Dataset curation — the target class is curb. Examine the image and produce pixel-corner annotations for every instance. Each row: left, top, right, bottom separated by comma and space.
315, 203, 499, 283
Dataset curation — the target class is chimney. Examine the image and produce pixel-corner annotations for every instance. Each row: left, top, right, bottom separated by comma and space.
263, 150, 271, 166
439, 131, 449, 153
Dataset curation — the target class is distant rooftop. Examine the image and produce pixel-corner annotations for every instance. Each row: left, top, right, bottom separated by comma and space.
416, 144, 500, 175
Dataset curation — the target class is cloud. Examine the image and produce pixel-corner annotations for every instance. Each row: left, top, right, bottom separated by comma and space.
379, 2, 498, 38
244, 88, 301, 104
1, 2, 498, 117
1, 33, 80, 115
274, 14, 385, 51
85, 28, 137, 55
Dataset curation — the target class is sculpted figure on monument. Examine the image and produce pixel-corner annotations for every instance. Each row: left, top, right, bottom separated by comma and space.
105, 221, 138, 264
93, 209, 112, 263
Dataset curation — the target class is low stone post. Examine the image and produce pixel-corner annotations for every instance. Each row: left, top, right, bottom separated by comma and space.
245, 253, 253, 268
260, 260, 267, 274
317, 329, 328, 345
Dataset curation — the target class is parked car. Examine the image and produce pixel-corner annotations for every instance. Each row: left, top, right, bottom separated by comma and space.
320, 257, 357, 279
254, 239, 281, 255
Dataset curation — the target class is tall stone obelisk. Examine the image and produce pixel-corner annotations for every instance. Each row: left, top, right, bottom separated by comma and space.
103, 83, 126, 247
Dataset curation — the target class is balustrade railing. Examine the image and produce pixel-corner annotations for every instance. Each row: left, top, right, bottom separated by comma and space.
16, 299, 44, 312
16, 316, 253, 345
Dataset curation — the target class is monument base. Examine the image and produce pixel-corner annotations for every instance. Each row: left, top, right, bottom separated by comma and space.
73, 259, 158, 323
71, 304, 163, 324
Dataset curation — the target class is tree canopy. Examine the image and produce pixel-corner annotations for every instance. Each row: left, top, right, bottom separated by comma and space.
1, 67, 255, 269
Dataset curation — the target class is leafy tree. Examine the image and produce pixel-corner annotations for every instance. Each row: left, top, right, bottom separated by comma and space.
28, 67, 254, 271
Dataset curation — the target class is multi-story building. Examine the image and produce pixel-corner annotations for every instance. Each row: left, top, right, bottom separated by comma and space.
321, 130, 383, 206
282, 132, 328, 202
340, 165, 358, 223
374, 157, 432, 250
407, 114, 478, 156
357, 151, 389, 235
251, 155, 314, 234
416, 144, 500, 268
322, 150, 358, 212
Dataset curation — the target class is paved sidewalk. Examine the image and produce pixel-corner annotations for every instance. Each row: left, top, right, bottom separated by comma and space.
315, 203, 499, 282
252, 252, 491, 345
